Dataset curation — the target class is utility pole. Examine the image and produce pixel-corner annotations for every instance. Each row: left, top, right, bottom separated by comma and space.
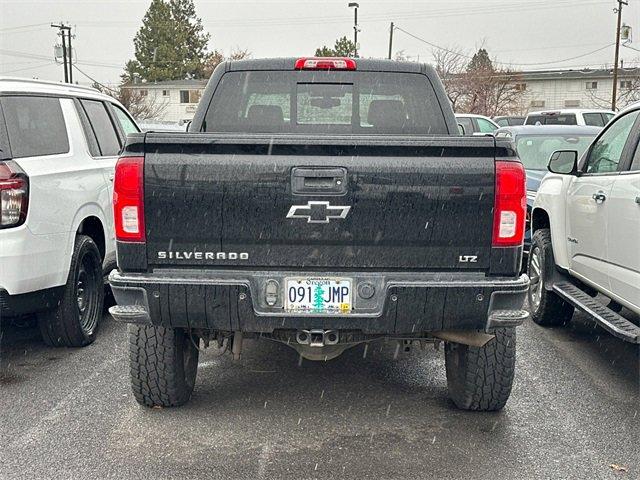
52, 23, 68, 82
67, 26, 73, 83
349, 2, 359, 57
388, 22, 394, 59
51, 23, 73, 83
612, 0, 627, 111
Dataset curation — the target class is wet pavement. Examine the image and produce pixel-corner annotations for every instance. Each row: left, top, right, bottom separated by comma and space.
1, 311, 638, 479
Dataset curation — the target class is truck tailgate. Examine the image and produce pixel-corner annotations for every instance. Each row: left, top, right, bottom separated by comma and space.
143, 134, 496, 271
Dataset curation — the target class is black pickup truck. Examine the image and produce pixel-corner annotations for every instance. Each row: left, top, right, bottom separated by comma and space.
109, 58, 529, 411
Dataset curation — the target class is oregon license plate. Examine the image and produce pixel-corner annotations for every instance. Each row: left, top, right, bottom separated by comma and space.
285, 277, 352, 314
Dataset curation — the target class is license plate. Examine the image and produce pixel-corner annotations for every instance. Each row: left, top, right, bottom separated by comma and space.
285, 277, 352, 314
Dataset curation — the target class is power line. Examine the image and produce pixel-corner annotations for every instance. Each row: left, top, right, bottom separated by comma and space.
1, 62, 54, 74
394, 27, 474, 60
0, 49, 52, 61
72, 64, 119, 94
63, 0, 606, 29
505, 44, 616, 67
0, 22, 49, 32
394, 26, 615, 68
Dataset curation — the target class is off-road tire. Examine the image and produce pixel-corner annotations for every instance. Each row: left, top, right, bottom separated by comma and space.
445, 327, 516, 411
129, 325, 199, 407
38, 235, 103, 347
527, 229, 574, 326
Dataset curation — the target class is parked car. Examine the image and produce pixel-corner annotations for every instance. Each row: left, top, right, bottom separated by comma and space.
109, 57, 529, 411
493, 116, 525, 127
528, 103, 640, 343
455, 113, 499, 135
494, 125, 601, 255
525, 109, 614, 127
0, 77, 140, 347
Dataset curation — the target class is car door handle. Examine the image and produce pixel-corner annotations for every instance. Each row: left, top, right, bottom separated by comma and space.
108, 174, 114, 182
636, 196, 640, 205
592, 192, 606, 203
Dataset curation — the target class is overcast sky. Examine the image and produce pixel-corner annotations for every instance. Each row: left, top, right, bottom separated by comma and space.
1, 0, 639, 85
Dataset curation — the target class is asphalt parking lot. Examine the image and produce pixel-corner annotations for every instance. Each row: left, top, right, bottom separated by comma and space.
1, 311, 638, 480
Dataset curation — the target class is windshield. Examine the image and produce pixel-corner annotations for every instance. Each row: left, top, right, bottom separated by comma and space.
203, 70, 449, 135
516, 134, 596, 170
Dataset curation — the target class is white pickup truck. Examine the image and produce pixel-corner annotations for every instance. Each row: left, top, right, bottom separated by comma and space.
528, 103, 640, 343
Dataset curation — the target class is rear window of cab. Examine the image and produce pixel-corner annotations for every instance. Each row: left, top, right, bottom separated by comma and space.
203, 71, 449, 135
525, 114, 577, 126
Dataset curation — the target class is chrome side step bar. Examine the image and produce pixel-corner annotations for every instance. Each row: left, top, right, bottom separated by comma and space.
552, 282, 640, 344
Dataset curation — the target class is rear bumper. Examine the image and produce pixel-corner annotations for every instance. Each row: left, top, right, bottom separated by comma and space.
109, 269, 529, 335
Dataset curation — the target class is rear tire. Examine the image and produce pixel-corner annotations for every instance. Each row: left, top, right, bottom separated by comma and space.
527, 229, 574, 326
445, 327, 516, 411
129, 325, 199, 407
38, 235, 103, 347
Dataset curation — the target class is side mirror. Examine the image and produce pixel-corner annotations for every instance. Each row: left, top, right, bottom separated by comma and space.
548, 150, 578, 175
457, 123, 466, 135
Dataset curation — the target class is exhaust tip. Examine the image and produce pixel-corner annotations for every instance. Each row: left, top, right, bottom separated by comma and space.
324, 331, 339, 345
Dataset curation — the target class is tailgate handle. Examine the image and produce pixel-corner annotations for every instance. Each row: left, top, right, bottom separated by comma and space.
291, 167, 347, 196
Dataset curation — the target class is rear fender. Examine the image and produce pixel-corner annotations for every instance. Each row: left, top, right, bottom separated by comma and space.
65, 203, 110, 278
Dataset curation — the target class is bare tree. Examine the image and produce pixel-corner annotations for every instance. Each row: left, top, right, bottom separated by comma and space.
433, 47, 468, 112
479, 70, 526, 117
432, 47, 526, 116
203, 48, 251, 78
617, 75, 640, 106
585, 71, 640, 110
118, 87, 168, 121
92, 82, 168, 121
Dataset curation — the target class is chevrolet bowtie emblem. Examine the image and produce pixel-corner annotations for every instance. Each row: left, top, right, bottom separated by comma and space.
286, 201, 351, 224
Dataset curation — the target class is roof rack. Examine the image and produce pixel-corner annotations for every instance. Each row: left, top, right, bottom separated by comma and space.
0, 76, 100, 93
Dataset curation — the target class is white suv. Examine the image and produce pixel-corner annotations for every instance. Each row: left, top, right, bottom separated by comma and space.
525, 109, 614, 127
528, 103, 640, 343
0, 77, 139, 347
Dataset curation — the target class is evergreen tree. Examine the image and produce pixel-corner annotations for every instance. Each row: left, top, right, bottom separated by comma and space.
129, 0, 211, 82
466, 48, 493, 73
315, 36, 356, 57
313, 285, 325, 309
120, 59, 142, 84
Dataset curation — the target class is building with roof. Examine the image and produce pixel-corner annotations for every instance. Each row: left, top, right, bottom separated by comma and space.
123, 79, 207, 124
518, 67, 640, 112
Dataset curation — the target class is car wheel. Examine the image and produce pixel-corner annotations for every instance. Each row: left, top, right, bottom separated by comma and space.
445, 327, 516, 411
38, 235, 104, 347
527, 229, 574, 326
129, 325, 199, 407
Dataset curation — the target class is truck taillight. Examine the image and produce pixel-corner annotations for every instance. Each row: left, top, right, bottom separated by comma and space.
114, 156, 145, 243
0, 161, 28, 229
492, 160, 526, 247
295, 57, 357, 70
